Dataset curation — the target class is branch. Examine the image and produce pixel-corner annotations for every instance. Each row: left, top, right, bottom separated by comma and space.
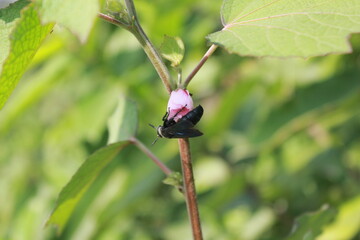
125, 0, 172, 93
130, 137, 172, 176
178, 138, 203, 240
98, 10, 172, 93
183, 44, 218, 88
98, 13, 130, 30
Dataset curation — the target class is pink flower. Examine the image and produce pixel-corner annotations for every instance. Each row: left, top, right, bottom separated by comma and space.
167, 89, 194, 122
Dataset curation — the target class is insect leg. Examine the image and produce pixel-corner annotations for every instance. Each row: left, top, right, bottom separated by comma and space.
162, 109, 169, 121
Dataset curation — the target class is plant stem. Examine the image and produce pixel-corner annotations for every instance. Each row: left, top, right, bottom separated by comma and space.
130, 137, 172, 176
178, 138, 203, 240
101, 2, 204, 237
183, 44, 218, 88
98, 10, 172, 93
124, 0, 173, 93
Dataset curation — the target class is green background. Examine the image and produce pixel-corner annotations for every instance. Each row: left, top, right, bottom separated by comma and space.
1, 0, 360, 239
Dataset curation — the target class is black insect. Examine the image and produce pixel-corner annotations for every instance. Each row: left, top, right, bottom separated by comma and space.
149, 105, 204, 143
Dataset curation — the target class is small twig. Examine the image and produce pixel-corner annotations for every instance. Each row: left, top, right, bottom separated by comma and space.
130, 137, 172, 176
183, 44, 218, 88
98, 13, 130, 30
178, 138, 203, 240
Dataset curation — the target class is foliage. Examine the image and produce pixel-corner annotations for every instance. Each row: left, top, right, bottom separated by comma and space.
47, 141, 131, 233
160, 35, 185, 67
0, 0, 360, 239
34, 0, 99, 42
287, 205, 336, 240
208, 0, 360, 57
0, 0, 53, 109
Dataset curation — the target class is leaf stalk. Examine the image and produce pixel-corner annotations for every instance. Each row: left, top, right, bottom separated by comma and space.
130, 137, 172, 176
183, 44, 218, 88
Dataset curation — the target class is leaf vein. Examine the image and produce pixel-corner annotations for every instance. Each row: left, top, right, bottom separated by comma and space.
305, 14, 352, 32
227, 0, 284, 25
223, 29, 253, 52
265, 27, 282, 55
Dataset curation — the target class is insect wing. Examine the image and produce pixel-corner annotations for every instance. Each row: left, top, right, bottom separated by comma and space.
187, 105, 203, 125
170, 128, 203, 138
163, 120, 203, 138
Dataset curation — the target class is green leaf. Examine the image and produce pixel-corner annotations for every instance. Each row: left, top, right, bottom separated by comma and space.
104, 0, 130, 24
317, 196, 360, 240
46, 141, 130, 233
162, 171, 182, 188
106, 0, 125, 13
35, 0, 99, 42
252, 70, 360, 144
0, 0, 29, 72
107, 96, 138, 144
0, 54, 71, 132
160, 35, 185, 67
0, 1, 53, 110
208, 0, 360, 57
287, 205, 336, 240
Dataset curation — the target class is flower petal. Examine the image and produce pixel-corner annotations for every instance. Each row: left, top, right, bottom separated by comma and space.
167, 89, 194, 121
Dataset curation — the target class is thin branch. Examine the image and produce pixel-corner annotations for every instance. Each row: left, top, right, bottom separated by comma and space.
178, 138, 203, 240
124, 0, 173, 93
98, 13, 130, 30
183, 44, 218, 88
98, 9, 172, 93
130, 137, 172, 176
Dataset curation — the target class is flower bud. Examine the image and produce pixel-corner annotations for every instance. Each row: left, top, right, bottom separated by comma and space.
167, 89, 194, 122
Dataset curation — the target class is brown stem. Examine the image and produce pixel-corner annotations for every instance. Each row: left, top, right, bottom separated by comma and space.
183, 44, 218, 88
130, 137, 173, 176
178, 138, 203, 240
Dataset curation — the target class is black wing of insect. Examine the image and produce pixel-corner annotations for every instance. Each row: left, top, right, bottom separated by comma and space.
154, 105, 204, 139
179, 105, 203, 126
159, 118, 203, 138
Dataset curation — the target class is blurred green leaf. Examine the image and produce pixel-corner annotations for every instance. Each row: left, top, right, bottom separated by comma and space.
96, 165, 166, 234
287, 205, 336, 240
318, 196, 360, 240
252, 70, 360, 145
206, 78, 256, 137
106, 0, 125, 13
208, 0, 360, 57
104, 0, 130, 24
46, 141, 130, 233
0, 54, 71, 132
160, 35, 185, 67
35, 0, 99, 42
107, 96, 138, 144
162, 171, 182, 188
0, 1, 53, 109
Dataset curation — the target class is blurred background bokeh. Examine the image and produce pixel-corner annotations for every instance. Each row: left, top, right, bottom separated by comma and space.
1, 0, 360, 239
